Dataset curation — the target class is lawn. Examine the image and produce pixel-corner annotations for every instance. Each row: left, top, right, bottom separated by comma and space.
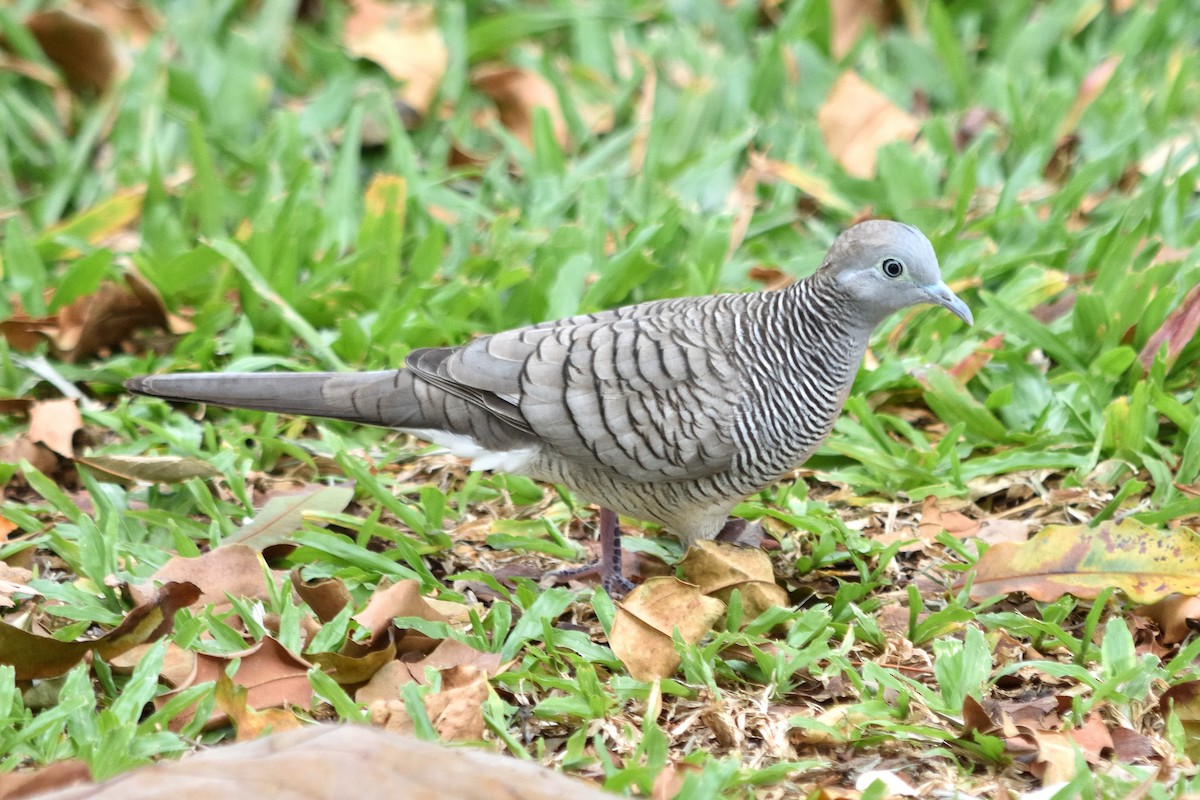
2, 0, 1200, 797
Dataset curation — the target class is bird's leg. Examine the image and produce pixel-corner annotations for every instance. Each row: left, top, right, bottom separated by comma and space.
597, 507, 634, 596
548, 507, 634, 597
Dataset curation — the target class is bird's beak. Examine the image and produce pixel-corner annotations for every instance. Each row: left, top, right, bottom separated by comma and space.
923, 282, 973, 326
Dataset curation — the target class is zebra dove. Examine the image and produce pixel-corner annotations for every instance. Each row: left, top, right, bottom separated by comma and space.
126, 220, 972, 593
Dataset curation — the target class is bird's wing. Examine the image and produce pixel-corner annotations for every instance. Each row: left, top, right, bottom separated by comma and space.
406, 301, 744, 483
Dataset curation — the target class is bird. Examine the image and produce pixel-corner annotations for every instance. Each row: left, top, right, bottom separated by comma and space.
126, 220, 972, 595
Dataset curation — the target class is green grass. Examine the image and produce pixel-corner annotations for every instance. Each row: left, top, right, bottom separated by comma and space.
3, 0, 1200, 796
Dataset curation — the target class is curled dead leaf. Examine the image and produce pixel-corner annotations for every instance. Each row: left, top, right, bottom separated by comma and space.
609, 577, 726, 680
0, 581, 199, 680
679, 540, 788, 623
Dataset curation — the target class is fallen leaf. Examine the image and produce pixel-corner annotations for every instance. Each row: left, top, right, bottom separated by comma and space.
357, 638, 504, 705
610, 577, 726, 680
75, 454, 221, 484
28, 399, 81, 459
1026, 728, 1080, 784
830, 0, 891, 59
0, 563, 35, 609
1138, 283, 1200, 370
965, 520, 1200, 604
1134, 594, 1200, 644
1068, 714, 1113, 764
0, 581, 199, 680
975, 518, 1030, 546
1159, 680, 1200, 761
163, 637, 314, 731
817, 71, 920, 179
678, 540, 788, 624
918, 495, 980, 540
354, 578, 448, 640
343, 1, 447, 116
109, 640, 197, 688
0, 436, 61, 478
1109, 726, 1157, 761
370, 664, 489, 741
17, 724, 615, 800
292, 571, 352, 623
25, 8, 120, 94
215, 671, 305, 742
309, 632, 397, 685
55, 272, 176, 361
129, 544, 271, 609
225, 485, 355, 549
471, 65, 568, 150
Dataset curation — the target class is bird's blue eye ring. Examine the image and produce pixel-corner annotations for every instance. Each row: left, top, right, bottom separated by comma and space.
881, 258, 904, 278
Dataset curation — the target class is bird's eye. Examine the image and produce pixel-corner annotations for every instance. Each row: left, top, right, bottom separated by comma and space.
881, 258, 904, 278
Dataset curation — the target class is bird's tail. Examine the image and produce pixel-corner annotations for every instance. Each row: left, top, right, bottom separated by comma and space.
125, 371, 412, 427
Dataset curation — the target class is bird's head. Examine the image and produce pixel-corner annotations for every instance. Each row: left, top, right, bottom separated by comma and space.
820, 220, 973, 329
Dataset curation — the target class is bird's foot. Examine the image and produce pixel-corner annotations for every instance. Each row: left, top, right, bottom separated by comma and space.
714, 518, 776, 549
547, 507, 635, 597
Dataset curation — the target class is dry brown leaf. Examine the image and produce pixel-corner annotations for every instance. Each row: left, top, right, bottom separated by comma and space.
370, 664, 489, 741
354, 579, 448, 639
817, 71, 919, 179
0, 436, 61, 478
55, 273, 177, 361
975, 518, 1029, 546
28, 399, 81, 460
965, 520, 1200, 604
1134, 594, 1200, 644
292, 571, 352, 623
471, 65, 568, 150
109, 640, 197, 688
830, 0, 891, 59
356, 638, 504, 705
1138, 283, 1200, 370
610, 577, 726, 680
0, 581, 199, 680
678, 540, 787, 623
162, 637, 314, 731
20, 724, 615, 800
344, 1, 447, 115
1110, 725, 1158, 761
1026, 729, 1081, 784
0, 563, 35, 609
129, 543, 271, 609
309, 632, 397, 685
215, 671, 306, 742
918, 495, 980, 540
25, 8, 119, 95
1069, 714, 1114, 764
